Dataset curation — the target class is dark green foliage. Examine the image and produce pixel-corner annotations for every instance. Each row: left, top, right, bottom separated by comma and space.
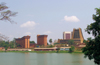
54, 43, 59, 45
48, 45, 54, 48
82, 8, 100, 65
0, 40, 16, 51
30, 41, 35, 44
16, 43, 21, 47
47, 43, 49, 45
0, 41, 9, 51
69, 46, 75, 53
9, 42, 14, 48
69, 48, 72, 53
56, 47, 60, 53
49, 39, 52, 44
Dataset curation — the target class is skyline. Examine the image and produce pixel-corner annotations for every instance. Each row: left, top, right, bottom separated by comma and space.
0, 0, 99, 43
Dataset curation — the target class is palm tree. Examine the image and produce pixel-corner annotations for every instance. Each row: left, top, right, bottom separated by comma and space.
49, 39, 52, 45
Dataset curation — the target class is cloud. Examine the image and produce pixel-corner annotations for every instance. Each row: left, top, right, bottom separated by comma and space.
24, 32, 31, 35
44, 31, 52, 34
20, 21, 37, 29
64, 16, 80, 22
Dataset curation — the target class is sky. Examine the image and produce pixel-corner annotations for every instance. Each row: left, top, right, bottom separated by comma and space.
0, 0, 100, 43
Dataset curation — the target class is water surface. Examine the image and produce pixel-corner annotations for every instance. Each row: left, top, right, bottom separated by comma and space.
0, 52, 95, 65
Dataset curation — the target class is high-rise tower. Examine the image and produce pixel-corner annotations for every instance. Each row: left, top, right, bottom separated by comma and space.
37, 35, 48, 46
72, 28, 84, 43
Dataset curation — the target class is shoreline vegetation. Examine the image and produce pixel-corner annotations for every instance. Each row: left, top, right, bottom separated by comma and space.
0, 50, 82, 53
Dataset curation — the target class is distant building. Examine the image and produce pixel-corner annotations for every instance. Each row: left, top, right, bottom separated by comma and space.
72, 28, 84, 43
60, 47, 71, 51
15, 35, 30, 48
34, 47, 57, 51
58, 28, 84, 44
63, 32, 72, 39
0, 47, 4, 51
37, 35, 48, 46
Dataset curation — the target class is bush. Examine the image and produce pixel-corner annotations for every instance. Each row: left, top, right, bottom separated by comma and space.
69, 46, 75, 53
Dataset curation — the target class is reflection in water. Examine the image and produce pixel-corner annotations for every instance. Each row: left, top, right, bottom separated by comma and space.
24, 53, 30, 65
0, 53, 95, 65
37, 53, 47, 65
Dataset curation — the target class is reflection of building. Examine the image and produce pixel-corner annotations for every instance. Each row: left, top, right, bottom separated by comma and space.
58, 28, 84, 44
15, 35, 30, 48
37, 35, 48, 46
63, 32, 72, 39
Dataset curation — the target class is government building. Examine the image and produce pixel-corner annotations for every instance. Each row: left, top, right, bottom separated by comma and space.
58, 28, 84, 44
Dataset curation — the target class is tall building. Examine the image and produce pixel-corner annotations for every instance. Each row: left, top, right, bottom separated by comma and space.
37, 35, 48, 46
58, 28, 84, 44
15, 35, 30, 48
72, 28, 84, 43
63, 32, 72, 39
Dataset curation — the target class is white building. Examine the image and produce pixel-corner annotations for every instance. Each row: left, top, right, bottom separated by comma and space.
63, 32, 72, 39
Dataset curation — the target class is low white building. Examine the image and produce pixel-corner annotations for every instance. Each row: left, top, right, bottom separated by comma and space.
60, 47, 71, 51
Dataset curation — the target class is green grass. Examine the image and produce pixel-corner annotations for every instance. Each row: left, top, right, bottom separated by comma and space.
0, 50, 82, 53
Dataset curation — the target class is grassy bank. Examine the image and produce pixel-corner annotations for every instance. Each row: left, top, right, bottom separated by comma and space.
0, 50, 82, 53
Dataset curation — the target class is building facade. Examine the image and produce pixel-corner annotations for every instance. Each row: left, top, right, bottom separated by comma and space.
72, 28, 84, 43
58, 28, 84, 44
37, 35, 48, 46
15, 35, 30, 48
63, 32, 72, 39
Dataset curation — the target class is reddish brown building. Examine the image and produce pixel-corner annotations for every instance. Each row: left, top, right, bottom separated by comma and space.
15, 35, 30, 48
37, 35, 48, 46
30, 44, 36, 48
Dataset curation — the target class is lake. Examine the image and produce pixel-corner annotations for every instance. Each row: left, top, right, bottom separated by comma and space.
0, 52, 95, 65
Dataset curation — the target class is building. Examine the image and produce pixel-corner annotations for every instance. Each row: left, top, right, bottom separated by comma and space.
0, 47, 4, 51
63, 32, 72, 39
76, 43, 86, 49
58, 28, 84, 44
72, 28, 84, 43
37, 35, 48, 46
15, 35, 30, 48
60, 47, 71, 51
34, 47, 57, 51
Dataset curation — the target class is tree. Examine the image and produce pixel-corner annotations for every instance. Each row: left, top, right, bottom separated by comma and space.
69, 46, 75, 53
0, 33, 9, 41
82, 8, 100, 65
56, 47, 60, 53
9, 41, 14, 48
3, 43, 9, 51
49, 39, 52, 45
0, 2, 17, 23
30, 41, 35, 44
0, 41, 9, 51
68, 40, 75, 46
0, 2, 17, 41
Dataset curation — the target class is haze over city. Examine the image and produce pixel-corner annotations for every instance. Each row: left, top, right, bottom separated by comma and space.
0, 0, 99, 43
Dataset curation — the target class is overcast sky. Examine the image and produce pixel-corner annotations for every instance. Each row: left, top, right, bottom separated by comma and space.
0, 0, 100, 43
